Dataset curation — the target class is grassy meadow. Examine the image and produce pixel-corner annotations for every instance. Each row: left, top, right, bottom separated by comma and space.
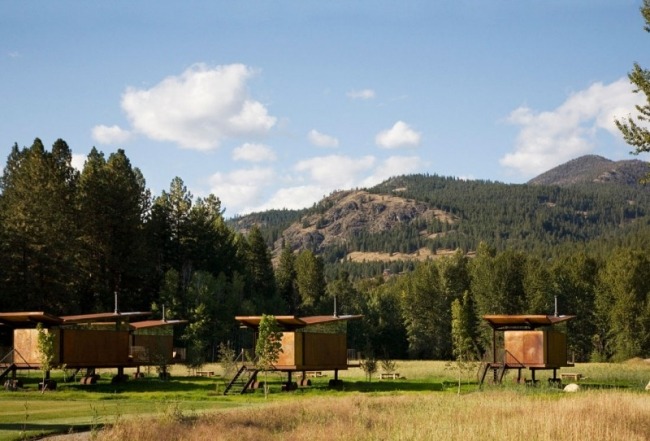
0, 360, 648, 440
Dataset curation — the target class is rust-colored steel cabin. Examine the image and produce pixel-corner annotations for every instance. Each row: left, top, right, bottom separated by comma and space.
235, 314, 362, 388
0, 310, 186, 383
480, 314, 575, 386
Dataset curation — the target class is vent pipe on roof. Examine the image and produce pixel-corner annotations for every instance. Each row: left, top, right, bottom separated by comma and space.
554, 295, 558, 317
333, 295, 338, 318
114, 291, 119, 315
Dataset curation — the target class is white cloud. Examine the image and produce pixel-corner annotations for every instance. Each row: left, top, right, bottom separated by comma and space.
120, 63, 276, 151
375, 121, 422, 149
208, 166, 276, 215
232, 143, 277, 162
361, 156, 423, 187
308, 129, 339, 148
295, 155, 376, 189
255, 185, 327, 212
501, 78, 644, 177
91, 124, 132, 144
210, 153, 428, 215
71, 153, 86, 171
347, 89, 376, 100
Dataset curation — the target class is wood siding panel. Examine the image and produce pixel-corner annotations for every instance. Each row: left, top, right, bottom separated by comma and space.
505, 330, 569, 368
13, 329, 60, 366
62, 330, 129, 367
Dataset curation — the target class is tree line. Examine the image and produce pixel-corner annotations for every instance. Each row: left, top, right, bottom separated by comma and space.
1, 138, 648, 366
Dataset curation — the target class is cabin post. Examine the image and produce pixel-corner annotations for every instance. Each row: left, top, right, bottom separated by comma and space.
492, 328, 498, 383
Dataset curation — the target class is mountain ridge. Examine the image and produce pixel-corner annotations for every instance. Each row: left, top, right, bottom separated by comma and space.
231, 155, 650, 262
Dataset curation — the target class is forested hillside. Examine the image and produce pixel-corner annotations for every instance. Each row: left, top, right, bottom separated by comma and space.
1, 140, 648, 366
231, 156, 650, 273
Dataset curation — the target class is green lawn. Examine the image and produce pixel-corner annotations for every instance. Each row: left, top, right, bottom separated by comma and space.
0, 360, 647, 441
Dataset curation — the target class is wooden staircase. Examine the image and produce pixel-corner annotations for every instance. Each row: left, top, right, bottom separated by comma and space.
478, 349, 525, 387
0, 349, 19, 383
223, 365, 259, 395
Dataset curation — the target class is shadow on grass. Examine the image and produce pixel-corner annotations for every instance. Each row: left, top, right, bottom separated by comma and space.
64, 376, 224, 395
0, 422, 96, 440
577, 383, 630, 390
13, 375, 226, 396
318, 380, 446, 393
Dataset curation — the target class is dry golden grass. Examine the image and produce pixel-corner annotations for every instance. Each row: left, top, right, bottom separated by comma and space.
96, 390, 650, 441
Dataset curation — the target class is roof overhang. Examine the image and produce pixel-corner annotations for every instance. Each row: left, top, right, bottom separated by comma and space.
235, 314, 363, 330
61, 311, 152, 324
0, 311, 63, 327
482, 314, 575, 330
130, 319, 188, 330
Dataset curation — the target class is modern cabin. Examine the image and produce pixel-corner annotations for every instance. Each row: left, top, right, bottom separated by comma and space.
480, 314, 575, 385
230, 314, 362, 392
0, 310, 186, 384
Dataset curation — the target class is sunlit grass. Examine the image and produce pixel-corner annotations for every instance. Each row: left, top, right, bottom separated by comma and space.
0, 360, 648, 440
97, 390, 650, 441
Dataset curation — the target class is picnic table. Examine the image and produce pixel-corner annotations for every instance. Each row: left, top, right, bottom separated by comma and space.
560, 373, 582, 381
196, 370, 215, 377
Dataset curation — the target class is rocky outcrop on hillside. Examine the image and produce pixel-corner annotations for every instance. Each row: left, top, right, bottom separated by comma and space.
274, 190, 456, 254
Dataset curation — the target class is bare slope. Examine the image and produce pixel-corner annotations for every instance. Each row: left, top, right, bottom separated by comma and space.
275, 190, 457, 258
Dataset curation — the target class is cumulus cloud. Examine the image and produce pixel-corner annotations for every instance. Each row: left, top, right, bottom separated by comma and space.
361, 156, 423, 187
91, 124, 132, 144
255, 185, 327, 212
211, 153, 429, 215
71, 153, 87, 171
501, 78, 643, 177
375, 121, 422, 149
295, 155, 376, 189
120, 63, 276, 150
308, 129, 339, 148
208, 166, 276, 215
347, 89, 376, 100
232, 143, 277, 162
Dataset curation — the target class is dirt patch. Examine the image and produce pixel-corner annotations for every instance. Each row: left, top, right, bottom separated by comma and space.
346, 248, 466, 263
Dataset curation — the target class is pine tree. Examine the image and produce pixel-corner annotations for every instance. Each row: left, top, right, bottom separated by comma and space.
0, 139, 79, 312
615, 1, 650, 167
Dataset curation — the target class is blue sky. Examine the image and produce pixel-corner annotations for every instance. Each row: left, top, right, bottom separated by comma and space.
1, 0, 647, 216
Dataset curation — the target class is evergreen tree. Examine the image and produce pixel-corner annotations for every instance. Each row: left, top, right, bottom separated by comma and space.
245, 225, 281, 313
294, 249, 326, 314
595, 248, 650, 361
276, 244, 298, 314
0, 139, 79, 313
400, 260, 450, 359
77, 148, 151, 311
615, 0, 650, 169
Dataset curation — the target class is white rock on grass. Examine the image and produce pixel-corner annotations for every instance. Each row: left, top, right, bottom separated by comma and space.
645, 381, 650, 391
564, 383, 580, 393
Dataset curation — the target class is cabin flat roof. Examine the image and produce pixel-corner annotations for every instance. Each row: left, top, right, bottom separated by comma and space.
0, 311, 63, 326
235, 314, 363, 330
482, 314, 575, 330
130, 319, 188, 330
61, 311, 152, 324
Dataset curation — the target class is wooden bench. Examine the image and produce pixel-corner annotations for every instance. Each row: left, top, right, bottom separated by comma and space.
560, 373, 582, 382
379, 373, 400, 380
196, 371, 215, 377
